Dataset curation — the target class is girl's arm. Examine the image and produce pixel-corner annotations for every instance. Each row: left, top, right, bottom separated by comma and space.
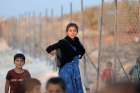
75, 37, 85, 58
46, 41, 61, 53
5, 80, 10, 93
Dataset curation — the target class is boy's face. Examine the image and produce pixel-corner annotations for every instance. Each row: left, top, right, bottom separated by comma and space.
14, 58, 25, 69
107, 63, 112, 68
66, 26, 78, 39
46, 84, 65, 93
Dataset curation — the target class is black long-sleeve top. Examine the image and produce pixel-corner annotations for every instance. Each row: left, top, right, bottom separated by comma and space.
46, 36, 85, 68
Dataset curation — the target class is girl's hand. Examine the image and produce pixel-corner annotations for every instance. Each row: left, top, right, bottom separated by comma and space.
48, 50, 56, 56
48, 51, 56, 60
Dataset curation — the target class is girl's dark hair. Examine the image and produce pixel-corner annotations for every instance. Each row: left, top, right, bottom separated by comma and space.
46, 77, 66, 92
14, 53, 25, 62
66, 23, 78, 32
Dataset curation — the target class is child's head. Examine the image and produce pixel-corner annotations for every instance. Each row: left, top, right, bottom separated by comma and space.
99, 82, 136, 93
66, 23, 78, 39
106, 62, 112, 68
46, 77, 66, 93
23, 78, 41, 93
14, 53, 25, 69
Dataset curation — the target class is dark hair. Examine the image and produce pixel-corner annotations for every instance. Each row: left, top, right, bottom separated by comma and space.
107, 61, 112, 65
14, 53, 25, 62
46, 77, 66, 92
136, 57, 140, 64
22, 78, 41, 93
66, 23, 78, 32
99, 82, 136, 93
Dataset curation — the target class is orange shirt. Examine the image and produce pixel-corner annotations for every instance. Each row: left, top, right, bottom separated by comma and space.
101, 68, 113, 81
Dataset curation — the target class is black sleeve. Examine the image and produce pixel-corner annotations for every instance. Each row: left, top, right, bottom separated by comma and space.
46, 41, 61, 53
79, 42, 85, 58
75, 37, 85, 58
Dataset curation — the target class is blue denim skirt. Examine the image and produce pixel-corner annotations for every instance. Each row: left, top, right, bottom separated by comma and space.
59, 57, 84, 93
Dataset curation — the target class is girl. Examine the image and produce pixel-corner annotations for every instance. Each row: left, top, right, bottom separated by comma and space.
46, 23, 85, 93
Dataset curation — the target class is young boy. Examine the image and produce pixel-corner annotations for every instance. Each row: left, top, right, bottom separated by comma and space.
101, 62, 114, 85
22, 78, 41, 93
46, 77, 66, 93
5, 53, 31, 93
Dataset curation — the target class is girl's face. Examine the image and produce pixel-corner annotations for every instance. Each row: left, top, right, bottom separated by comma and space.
107, 64, 112, 69
46, 84, 65, 93
66, 26, 78, 39
14, 58, 25, 69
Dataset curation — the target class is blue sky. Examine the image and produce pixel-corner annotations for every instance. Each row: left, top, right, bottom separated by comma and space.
0, 0, 102, 17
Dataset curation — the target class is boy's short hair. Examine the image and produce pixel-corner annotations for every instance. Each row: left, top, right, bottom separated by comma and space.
22, 78, 41, 93
14, 53, 25, 62
46, 77, 66, 92
107, 61, 112, 65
